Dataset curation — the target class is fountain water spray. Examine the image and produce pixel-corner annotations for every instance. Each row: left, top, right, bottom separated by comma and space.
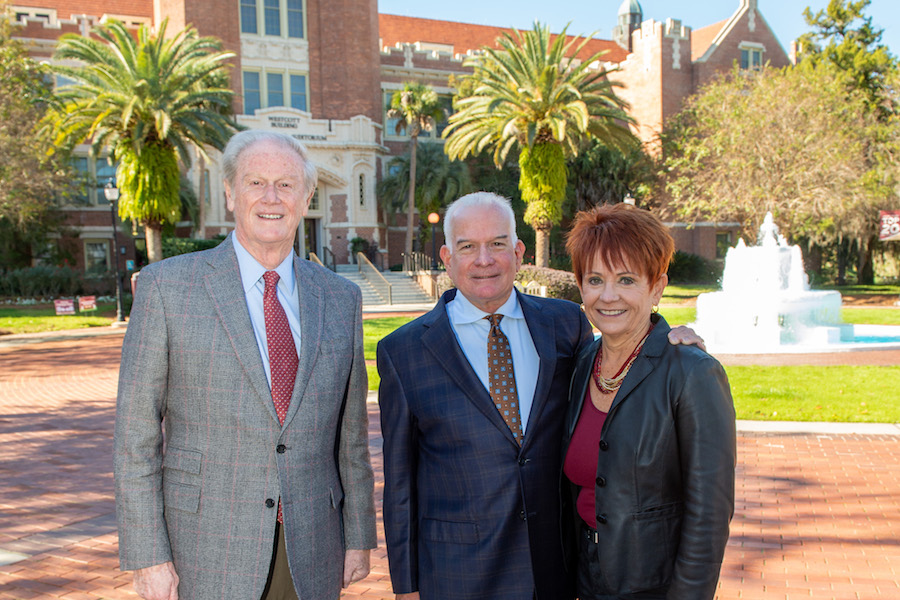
693, 212, 854, 352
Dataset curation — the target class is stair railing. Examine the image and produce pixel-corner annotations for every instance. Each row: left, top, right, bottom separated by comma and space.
321, 247, 336, 272
308, 252, 324, 267
357, 252, 392, 305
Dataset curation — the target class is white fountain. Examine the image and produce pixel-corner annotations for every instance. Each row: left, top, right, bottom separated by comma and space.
693, 213, 854, 352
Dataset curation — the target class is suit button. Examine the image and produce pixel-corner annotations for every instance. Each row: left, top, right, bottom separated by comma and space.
276, 444, 286, 454
596, 514, 608, 525
596, 476, 606, 487
599, 440, 609, 451
519, 510, 527, 521
265, 498, 275, 508
518, 457, 527, 466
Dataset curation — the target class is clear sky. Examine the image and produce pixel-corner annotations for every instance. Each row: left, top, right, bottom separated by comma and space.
377, 0, 898, 59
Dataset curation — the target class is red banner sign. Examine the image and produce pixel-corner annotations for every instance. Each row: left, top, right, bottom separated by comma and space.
881, 211, 900, 241
78, 296, 97, 312
54, 299, 75, 315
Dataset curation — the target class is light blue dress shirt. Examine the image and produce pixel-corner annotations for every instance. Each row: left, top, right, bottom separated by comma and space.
446, 290, 540, 433
232, 234, 302, 388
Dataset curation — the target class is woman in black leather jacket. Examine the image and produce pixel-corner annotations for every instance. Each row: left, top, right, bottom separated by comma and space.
562, 204, 736, 599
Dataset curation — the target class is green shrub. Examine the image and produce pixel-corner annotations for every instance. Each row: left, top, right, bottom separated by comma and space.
436, 265, 581, 302
0, 265, 116, 298
667, 250, 722, 284
516, 265, 581, 302
162, 237, 224, 258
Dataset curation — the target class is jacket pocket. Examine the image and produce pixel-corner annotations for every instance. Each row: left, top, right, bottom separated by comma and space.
162, 446, 202, 475
163, 481, 200, 514
421, 518, 479, 545
633, 501, 683, 521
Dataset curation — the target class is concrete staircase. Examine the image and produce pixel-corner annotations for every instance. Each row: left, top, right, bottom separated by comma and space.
335, 265, 434, 306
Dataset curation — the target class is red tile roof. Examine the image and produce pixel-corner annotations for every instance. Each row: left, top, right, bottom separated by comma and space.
379, 14, 628, 63
691, 19, 727, 61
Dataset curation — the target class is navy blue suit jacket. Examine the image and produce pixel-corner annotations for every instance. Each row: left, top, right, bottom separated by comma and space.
377, 289, 593, 600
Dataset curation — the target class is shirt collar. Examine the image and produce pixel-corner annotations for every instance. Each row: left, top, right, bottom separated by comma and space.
448, 288, 523, 326
232, 233, 296, 295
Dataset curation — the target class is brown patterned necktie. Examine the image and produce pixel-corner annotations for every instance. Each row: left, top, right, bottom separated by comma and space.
263, 270, 298, 523
486, 314, 523, 444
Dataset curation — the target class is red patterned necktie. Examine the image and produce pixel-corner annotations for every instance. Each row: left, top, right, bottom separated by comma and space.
486, 314, 523, 444
263, 270, 297, 523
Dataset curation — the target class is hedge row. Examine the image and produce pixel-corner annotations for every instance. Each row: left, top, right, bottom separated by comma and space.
0, 266, 117, 298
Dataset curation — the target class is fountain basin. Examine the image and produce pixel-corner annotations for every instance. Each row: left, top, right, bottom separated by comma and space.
694, 289, 854, 348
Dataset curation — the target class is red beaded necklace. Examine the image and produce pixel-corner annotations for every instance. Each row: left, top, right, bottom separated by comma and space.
592, 323, 655, 395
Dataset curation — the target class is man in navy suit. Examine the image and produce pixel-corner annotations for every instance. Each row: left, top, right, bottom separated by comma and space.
378, 192, 590, 600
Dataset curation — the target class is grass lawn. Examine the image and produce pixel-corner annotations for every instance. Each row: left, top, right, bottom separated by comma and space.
362, 316, 900, 422
727, 365, 900, 422
0, 303, 116, 334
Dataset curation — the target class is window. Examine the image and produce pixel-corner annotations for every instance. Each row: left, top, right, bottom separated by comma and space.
70, 157, 90, 205
309, 189, 319, 211
240, 0, 304, 38
287, 0, 303, 37
359, 174, 366, 206
716, 232, 733, 260
267, 72, 284, 107
84, 240, 110, 273
243, 70, 308, 114
240, 0, 257, 33
290, 74, 307, 111
264, 0, 280, 35
243, 71, 261, 114
739, 44, 764, 71
66, 156, 118, 206
95, 161, 117, 205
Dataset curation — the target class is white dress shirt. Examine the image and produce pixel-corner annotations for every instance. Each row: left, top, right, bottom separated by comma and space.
446, 290, 540, 433
232, 234, 302, 387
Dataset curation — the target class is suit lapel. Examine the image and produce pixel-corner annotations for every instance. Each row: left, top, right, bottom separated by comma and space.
517, 291, 557, 447
283, 258, 323, 427
203, 238, 277, 423
421, 291, 519, 445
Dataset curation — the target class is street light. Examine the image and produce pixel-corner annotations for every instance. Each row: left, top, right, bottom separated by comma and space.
427, 212, 440, 270
104, 180, 127, 328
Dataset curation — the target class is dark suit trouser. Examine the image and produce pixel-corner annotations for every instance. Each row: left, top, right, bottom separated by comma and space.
261, 522, 299, 600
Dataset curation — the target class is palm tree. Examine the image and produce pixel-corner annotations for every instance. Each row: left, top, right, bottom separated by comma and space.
387, 82, 446, 258
377, 141, 472, 241
443, 22, 636, 267
45, 19, 239, 263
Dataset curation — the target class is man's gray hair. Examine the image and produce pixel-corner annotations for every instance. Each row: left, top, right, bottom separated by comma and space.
222, 130, 319, 197
443, 192, 518, 251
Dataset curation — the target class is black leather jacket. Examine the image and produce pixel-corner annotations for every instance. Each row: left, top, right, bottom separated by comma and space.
562, 315, 736, 599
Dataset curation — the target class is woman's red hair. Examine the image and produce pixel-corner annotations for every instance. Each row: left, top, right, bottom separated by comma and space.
566, 204, 675, 286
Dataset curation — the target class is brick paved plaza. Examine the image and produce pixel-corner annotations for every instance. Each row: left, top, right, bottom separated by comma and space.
1, 331, 898, 599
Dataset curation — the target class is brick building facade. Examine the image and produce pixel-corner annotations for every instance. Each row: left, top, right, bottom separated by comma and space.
10, 0, 790, 271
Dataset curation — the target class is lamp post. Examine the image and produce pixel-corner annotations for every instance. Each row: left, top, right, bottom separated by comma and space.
427, 212, 440, 270
104, 180, 127, 327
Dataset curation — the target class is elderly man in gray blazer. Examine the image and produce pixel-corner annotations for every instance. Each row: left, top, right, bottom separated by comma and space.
114, 130, 376, 600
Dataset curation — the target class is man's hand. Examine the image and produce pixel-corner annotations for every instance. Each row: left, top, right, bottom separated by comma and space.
342, 549, 371, 587
133, 561, 179, 600
668, 325, 706, 352
396, 594, 420, 600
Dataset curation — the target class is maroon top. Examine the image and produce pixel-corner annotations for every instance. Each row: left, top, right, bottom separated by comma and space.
563, 387, 608, 527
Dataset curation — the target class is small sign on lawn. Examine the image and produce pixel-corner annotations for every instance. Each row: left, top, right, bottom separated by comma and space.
78, 296, 97, 312
880, 210, 900, 242
54, 299, 76, 315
